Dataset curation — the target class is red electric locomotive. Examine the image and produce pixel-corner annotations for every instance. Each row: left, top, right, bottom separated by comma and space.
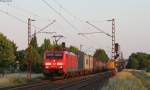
43, 51, 78, 77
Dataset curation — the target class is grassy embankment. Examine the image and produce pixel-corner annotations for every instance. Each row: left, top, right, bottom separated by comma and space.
102, 69, 150, 90
0, 75, 27, 88
131, 70, 150, 90
0, 73, 43, 88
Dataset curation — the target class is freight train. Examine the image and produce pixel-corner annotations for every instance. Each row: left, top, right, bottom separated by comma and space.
42, 50, 116, 78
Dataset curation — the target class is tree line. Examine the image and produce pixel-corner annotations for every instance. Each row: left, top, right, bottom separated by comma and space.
127, 52, 150, 72
0, 32, 109, 73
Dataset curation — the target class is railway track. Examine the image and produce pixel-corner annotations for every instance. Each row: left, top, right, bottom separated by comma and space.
52, 74, 100, 90
1, 71, 114, 90
52, 71, 113, 90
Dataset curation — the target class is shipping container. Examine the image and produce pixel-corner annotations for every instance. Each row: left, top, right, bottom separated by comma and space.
77, 51, 84, 70
84, 54, 93, 70
77, 51, 93, 71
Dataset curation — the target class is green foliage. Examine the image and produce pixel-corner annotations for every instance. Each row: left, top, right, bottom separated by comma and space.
0, 33, 17, 70
41, 39, 52, 51
68, 45, 79, 54
93, 49, 109, 61
102, 71, 147, 90
8, 77, 27, 85
131, 71, 150, 90
27, 46, 42, 73
29, 35, 38, 49
127, 57, 139, 69
38, 39, 53, 59
16, 50, 28, 71
16, 38, 53, 73
27, 36, 42, 73
127, 52, 150, 71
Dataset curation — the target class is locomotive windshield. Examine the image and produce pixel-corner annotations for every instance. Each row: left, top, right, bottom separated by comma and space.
46, 53, 63, 59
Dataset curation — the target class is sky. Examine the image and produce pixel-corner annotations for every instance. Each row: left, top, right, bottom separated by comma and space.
0, 0, 150, 58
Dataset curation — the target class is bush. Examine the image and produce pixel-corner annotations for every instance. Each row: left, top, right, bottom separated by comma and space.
101, 71, 147, 90
8, 77, 27, 85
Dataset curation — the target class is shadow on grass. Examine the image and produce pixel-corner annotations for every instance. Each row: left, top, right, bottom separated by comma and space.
131, 71, 150, 90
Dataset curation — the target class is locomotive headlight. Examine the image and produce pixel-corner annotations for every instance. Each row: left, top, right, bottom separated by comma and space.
45, 66, 49, 69
45, 62, 51, 65
57, 62, 63, 65
59, 66, 63, 68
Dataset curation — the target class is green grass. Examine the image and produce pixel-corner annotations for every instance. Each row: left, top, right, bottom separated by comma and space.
0, 73, 43, 88
102, 70, 147, 90
0, 77, 27, 88
131, 71, 150, 90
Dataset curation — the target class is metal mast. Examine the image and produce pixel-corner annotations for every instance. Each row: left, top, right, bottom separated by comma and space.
108, 18, 115, 60
27, 18, 35, 80
28, 18, 31, 46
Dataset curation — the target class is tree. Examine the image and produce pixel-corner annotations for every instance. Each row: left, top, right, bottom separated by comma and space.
26, 35, 42, 73
0, 33, 17, 72
127, 52, 150, 71
93, 49, 109, 61
26, 47, 42, 73
30, 35, 38, 49
40, 39, 52, 51
68, 45, 79, 54
39, 38, 53, 58
127, 53, 139, 69
16, 50, 28, 71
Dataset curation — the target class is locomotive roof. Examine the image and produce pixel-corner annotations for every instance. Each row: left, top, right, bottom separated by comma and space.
46, 51, 76, 56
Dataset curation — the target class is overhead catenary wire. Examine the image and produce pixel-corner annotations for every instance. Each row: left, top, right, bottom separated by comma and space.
36, 19, 56, 33
42, 0, 89, 43
53, 0, 105, 43
41, 0, 80, 33
0, 9, 56, 37
86, 21, 112, 37
0, 5, 73, 45
78, 32, 103, 35
52, 20, 84, 46
53, 0, 111, 38
52, 0, 108, 42
1, 1, 108, 54
41, 0, 90, 40
7, 4, 40, 17
52, 0, 84, 22
0, 9, 42, 30
53, 0, 109, 27
6, 4, 52, 21
0, 9, 27, 24
41, 0, 110, 51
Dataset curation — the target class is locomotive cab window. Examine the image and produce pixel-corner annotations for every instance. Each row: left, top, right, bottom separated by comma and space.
46, 53, 63, 59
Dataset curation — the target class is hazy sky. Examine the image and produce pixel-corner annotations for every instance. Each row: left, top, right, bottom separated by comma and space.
0, 0, 150, 58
